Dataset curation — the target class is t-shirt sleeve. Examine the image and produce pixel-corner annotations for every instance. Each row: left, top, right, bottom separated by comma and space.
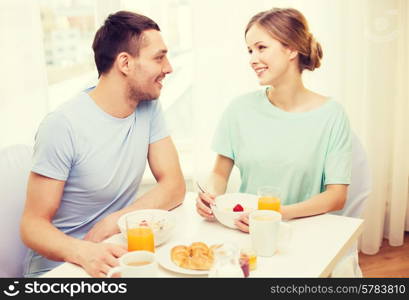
324, 107, 352, 185
149, 101, 169, 144
31, 113, 75, 181
211, 106, 235, 160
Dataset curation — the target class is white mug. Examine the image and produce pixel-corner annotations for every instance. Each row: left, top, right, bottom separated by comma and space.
249, 210, 292, 257
107, 251, 157, 278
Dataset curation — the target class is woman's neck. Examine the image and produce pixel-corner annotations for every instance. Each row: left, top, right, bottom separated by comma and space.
267, 74, 307, 112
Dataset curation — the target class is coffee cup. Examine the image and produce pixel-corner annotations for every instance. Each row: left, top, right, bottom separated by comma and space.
107, 250, 157, 278
249, 210, 292, 257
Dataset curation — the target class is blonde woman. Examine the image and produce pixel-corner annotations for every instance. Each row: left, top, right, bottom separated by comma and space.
196, 8, 352, 232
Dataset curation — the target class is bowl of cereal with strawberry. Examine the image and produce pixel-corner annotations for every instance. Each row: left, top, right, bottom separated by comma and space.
211, 193, 258, 229
117, 209, 175, 246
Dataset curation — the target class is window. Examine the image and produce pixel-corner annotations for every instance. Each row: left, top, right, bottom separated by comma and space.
40, 0, 97, 84
39, 0, 97, 110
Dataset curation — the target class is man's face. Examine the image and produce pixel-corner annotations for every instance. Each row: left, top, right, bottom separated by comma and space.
127, 29, 173, 102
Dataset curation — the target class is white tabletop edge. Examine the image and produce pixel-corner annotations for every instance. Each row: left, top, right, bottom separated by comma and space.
319, 218, 364, 277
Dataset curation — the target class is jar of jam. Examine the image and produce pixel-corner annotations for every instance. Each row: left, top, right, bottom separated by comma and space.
239, 253, 250, 277
241, 248, 257, 271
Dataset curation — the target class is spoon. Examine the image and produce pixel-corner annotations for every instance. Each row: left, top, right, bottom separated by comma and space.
196, 182, 214, 209
196, 182, 207, 194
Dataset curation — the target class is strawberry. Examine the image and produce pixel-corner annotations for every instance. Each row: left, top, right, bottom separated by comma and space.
233, 204, 244, 212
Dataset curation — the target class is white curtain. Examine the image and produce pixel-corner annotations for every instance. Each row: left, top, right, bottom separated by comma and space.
324, 0, 409, 254
343, 0, 409, 253
0, 0, 48, 149
190, 0, 409, 254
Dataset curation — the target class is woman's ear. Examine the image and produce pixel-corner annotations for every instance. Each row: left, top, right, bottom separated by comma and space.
288, 48, 298, 61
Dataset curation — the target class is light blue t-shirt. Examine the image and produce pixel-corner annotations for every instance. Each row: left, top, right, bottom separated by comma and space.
24, 90, 168, 277
212, 89, 351, 205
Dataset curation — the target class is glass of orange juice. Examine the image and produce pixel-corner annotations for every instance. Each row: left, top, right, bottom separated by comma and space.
257, 186, 281, 212
126, 217, 155, 253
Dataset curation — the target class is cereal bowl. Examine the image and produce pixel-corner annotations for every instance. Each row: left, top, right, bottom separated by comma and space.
212, 193, 258, 229
117, 209, 175, 246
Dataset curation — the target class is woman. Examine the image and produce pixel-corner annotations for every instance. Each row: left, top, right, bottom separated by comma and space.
196, 8, 352, 232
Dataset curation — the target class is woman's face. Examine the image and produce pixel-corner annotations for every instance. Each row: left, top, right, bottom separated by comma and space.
245, 24, 294, 86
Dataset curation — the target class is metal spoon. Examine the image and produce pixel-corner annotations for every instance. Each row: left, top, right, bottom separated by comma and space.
196, 182, 207, 194
196, 182, 213, 209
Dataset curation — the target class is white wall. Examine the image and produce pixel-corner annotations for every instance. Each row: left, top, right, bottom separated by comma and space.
0, 0, 48, 149
190, 0, 267, 184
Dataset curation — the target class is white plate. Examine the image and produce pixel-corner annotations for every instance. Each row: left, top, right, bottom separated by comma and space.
156, 240, 219, 275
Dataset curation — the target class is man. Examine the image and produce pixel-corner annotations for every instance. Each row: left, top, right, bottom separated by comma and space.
20, 11, 185, 278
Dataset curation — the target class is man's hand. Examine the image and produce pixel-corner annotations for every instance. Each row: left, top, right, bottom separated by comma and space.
83, 213, 121, 243
75, 241, 127, 277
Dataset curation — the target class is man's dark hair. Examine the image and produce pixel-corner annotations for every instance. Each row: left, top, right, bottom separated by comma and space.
92, 11, 160, 77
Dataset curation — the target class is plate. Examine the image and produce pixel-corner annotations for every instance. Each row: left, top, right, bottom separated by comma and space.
156, 240, 219, 275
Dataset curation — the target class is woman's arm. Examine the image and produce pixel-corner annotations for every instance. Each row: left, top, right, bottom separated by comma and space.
196, 155, 234, 220
206, 155, 234, 195
235, 184, 348, 232
280, 184, 348, 220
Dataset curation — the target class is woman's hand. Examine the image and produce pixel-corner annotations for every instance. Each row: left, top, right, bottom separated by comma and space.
196, 192, 216, 221
234, 213, 249, 233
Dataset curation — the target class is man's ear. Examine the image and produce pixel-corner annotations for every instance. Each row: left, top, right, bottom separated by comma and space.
115, 52, 132, 75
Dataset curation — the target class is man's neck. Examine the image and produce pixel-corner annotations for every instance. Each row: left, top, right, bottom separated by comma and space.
88, 76, 138, 118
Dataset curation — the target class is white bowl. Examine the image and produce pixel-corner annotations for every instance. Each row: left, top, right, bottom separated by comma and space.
212, 193, 258, 229
117, 209, 175, 246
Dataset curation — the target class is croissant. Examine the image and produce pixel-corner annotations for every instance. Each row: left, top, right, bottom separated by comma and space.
191, 242, 211, 257
171, 242, 215, 270
171, 246, 190, 266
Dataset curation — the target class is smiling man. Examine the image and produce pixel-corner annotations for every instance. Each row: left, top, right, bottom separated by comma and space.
20, 11, 185, 278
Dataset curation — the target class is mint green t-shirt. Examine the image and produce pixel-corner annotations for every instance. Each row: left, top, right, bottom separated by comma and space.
212, 89, 352, 205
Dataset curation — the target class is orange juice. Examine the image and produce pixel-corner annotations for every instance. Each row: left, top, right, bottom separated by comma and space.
127, 227, 155, 252
258, 196, 281, 212
248, 254, 257, 271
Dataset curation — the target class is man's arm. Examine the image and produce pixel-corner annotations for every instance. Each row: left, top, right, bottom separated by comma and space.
20, 172, 127, 277
130, 136, 186, 210
84, 136, 185, 242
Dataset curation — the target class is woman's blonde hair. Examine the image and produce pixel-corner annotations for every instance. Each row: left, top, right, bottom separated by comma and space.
245, 8, 323, 72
